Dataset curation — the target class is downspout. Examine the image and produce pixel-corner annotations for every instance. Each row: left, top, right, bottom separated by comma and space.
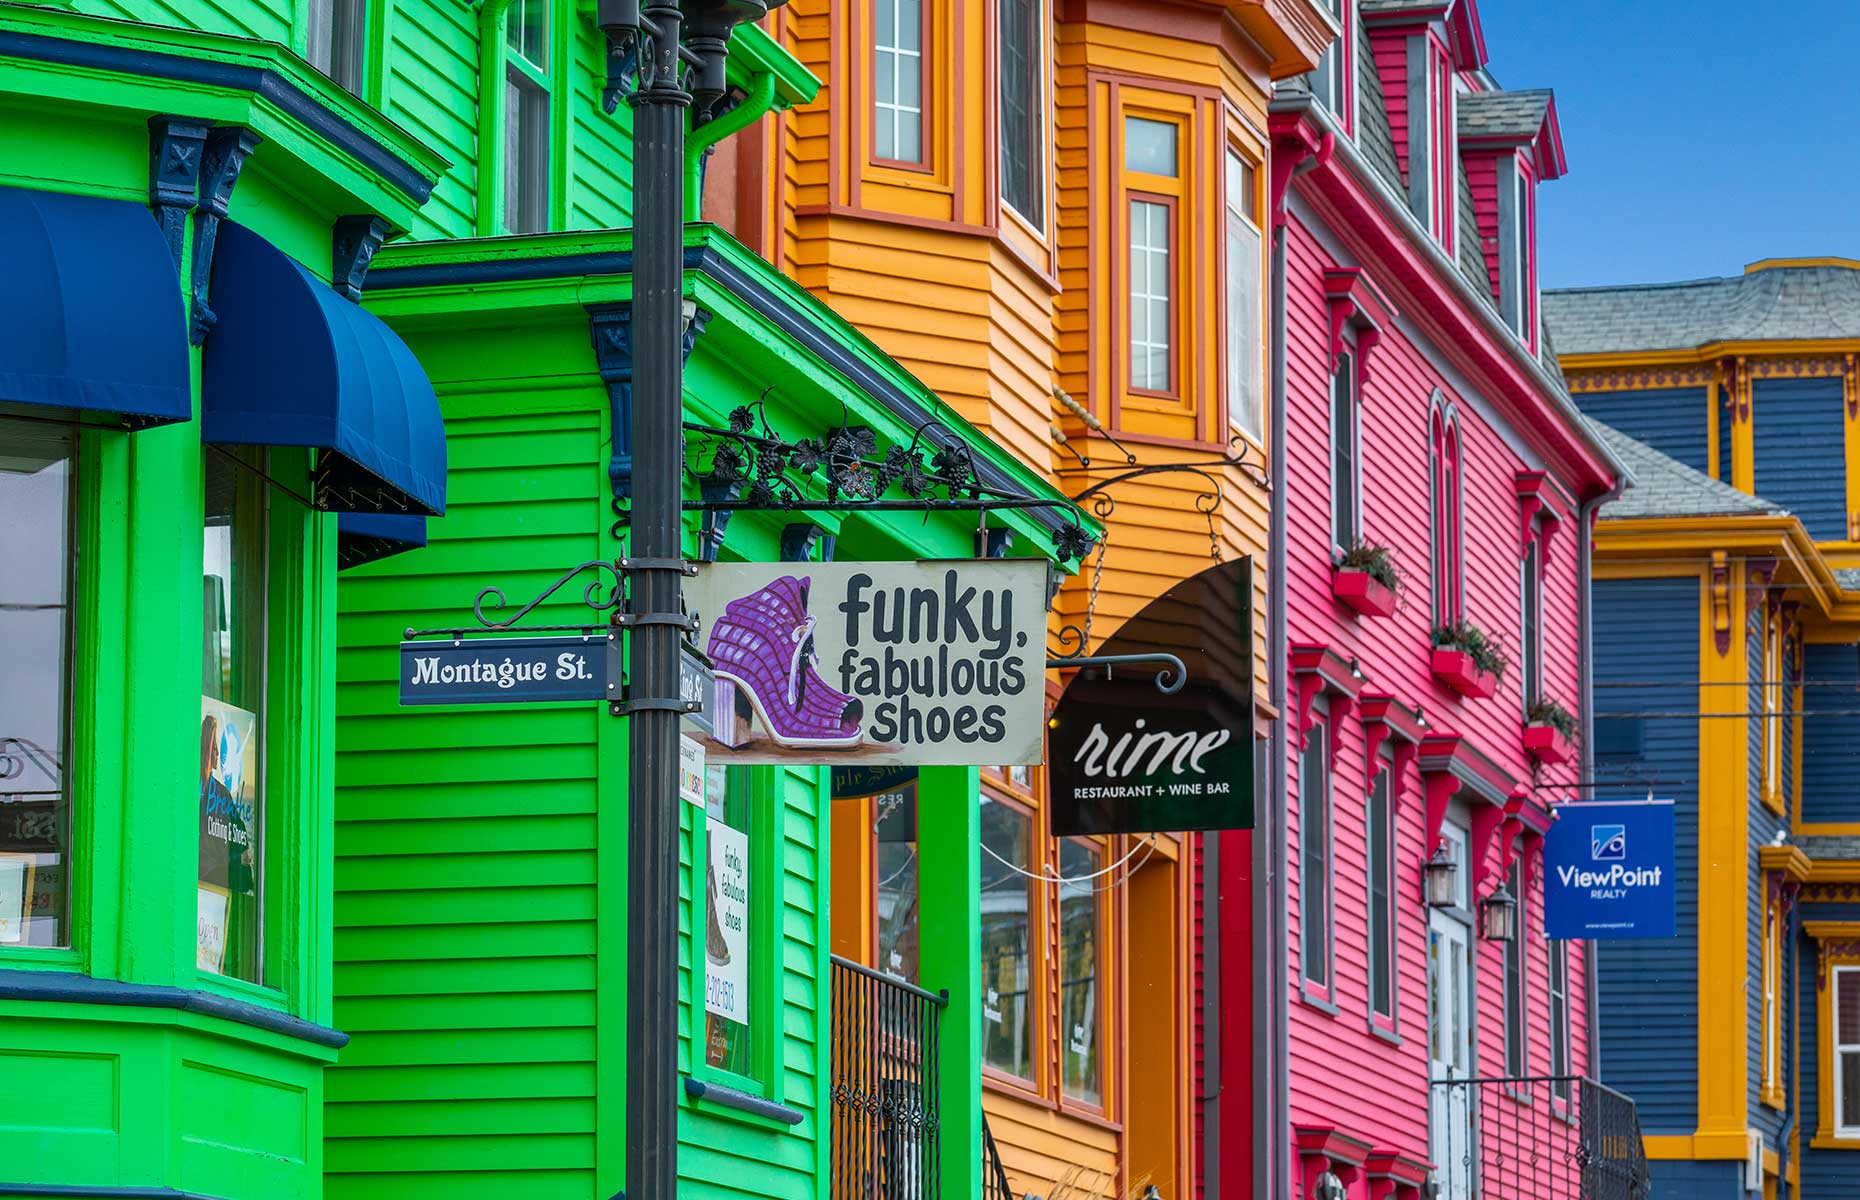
474, 0, 518, 237
1576, 475, 1625, 1089
685, 70, 779, 222
1265, 133, 1330, 1200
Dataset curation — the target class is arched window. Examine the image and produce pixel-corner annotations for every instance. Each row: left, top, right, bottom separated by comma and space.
1429, 399, 1463, 628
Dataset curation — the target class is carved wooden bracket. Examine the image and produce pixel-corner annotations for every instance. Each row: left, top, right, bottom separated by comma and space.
1324, 268, 1398, 387
1847, 353, 1857, 420
1514, 472, 1565, 559
1725, 357, 1751, 425
1359, 693, 1428, 803
1424, 772, 1462, 859
1746, 558, 1777, 620
1269, 116, 1334, 232
1711, 551, 1733, 657
1291, 643, 1366, 754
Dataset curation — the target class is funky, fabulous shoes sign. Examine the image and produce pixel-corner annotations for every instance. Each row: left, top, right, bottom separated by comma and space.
686, 559, 1047, 765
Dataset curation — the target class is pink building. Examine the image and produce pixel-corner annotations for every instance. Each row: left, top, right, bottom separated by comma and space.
1218, 3, 1636, 1197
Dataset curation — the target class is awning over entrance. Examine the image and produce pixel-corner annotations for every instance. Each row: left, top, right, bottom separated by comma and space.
336, 511, 427, 569
203, 222, 446, 516
0, 185, 191, 426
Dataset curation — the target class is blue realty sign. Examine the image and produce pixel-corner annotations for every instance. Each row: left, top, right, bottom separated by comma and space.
400, 634, 615, 705
1544, 800, 1676, 939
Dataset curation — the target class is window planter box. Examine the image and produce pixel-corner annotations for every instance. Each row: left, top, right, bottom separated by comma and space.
1431, 649, 1497, 700
1332, 568, 1397, 618
1524, 722, 1574, 765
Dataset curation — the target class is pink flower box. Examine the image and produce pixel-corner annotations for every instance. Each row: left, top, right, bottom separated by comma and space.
1524, 722, 1575, 765
1332, 569, 1397, 617
1431, 648, 1497, 699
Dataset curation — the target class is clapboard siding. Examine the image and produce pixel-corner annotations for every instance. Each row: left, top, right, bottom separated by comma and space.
1573, 386, 1711, 477
1753, 377, 1846, 541
1748, 625, 1786, 1143
77, 0, 288, 43
1800, 642, 1860, 826
1592, 575, 1699, 1134
383, 0, 481, 240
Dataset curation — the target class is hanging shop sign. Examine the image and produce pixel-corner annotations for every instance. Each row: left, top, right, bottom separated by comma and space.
1543, 799, 1676, 939
399, 633, 617, 706
704, 821, 750, 1025
198, 696, 259, 973
1049, 558, 1256, 835
684, 560, 1047, 766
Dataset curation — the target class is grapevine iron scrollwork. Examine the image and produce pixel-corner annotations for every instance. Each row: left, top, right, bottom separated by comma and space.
683, 393, 1099, 564
404, 559, 625, 640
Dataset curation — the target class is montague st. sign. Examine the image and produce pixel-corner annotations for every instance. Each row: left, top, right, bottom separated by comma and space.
1543, 799, 1676, 939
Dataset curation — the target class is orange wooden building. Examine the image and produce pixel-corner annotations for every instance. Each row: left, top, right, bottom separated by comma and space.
703, 0, 1334, 1194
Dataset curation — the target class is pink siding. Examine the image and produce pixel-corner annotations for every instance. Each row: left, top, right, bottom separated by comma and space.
1276, 208, 1592, 1176
1373, 34, 1411, 185
1467, 155, 1501, 300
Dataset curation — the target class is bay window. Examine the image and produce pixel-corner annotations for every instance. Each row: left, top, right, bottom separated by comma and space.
998, 0, 1043, 230
0, 418, 75, 950
1226, 147, 1263, 441
873, 0, 925, 164
1124, 115, 1180, 396
1058, 837, 1104, 1108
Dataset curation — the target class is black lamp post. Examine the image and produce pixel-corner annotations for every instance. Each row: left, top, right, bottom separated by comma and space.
594, 4, 778, 1197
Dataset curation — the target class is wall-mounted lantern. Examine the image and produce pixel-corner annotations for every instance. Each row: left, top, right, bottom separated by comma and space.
1481, 880, 1518, 942
1423, 846, 1458, 908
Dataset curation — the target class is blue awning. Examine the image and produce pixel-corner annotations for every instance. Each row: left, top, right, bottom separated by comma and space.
0, 185, 190, 425
337, 511, 427, 570
203, 222, 446, 516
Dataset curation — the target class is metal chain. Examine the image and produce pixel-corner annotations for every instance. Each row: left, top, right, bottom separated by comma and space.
1081, 523, 1108, 648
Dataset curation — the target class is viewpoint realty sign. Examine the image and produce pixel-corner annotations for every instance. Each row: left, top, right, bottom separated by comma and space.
1049, 558, 1256, 835
684, 559, 1046, 766
1543, 799, 1676, 939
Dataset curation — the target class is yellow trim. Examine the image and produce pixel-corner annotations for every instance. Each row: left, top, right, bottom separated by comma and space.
1707, 373, 1722, 481
1746, 257, 1860, 273
1644, 1130, 1769, 1159
1809, 1134, 1860, 1150
1844, 360, 1860, 542
1731, 361, 1755, 494
1761, 888, 1783, 1108
1641, 1134, 1694, 1159
1759, 845, 1813, 882
1563, 340, 1860, 371
1762, 1144, 1779, 1175
1807, 925, 1860, 1146
1697, 557, 1751, 1136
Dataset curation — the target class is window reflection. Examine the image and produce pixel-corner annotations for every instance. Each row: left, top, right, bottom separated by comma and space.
1059, 838, 1102, 1107
874, 783, 919, 983
980, 796, 1034, 1081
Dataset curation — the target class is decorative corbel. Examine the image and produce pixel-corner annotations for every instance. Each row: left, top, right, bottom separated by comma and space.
1323, 269, 1398, 387
1710, 550, 1733, 657
189, 125, 263, 345
1469, 801, 1509, 892
1729, 357, 1751, 425
588, 304, 636, 501
148, 116, 208, 275
1268, 116, 1334, 231
1423, 772, 1461, 858
1295, 672, 1328, 751
1746, 558, 1777, 631
780, 522, 830, 564
1847, 353, 1857, 420
332, 214, 392, 303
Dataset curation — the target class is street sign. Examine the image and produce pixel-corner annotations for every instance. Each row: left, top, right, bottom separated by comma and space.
1543, 799, 1676, 939
399, 634, 616, 706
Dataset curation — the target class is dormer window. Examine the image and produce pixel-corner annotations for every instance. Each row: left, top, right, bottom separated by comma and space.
1312, 0, 1354, 134
1498, 156, 1535, 342
1408, 35, 1455, 251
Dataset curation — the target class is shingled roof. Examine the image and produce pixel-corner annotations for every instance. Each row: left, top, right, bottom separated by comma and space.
1457, 89, 1552, 142
1544, 261, 1860, 356
1590, 420, 1786, 522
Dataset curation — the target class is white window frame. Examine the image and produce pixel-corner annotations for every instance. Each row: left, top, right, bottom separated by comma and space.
1128, 197, 1173, 393
1837, 966, 1860, 1135
1763, 901, 1779, 1098
873, 0, 925, 164
1225, 147, 1263, 443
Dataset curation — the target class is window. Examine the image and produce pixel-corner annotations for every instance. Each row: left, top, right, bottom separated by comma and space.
503, 0, 550, 235
200, 448, 269, 984
1300, 712, 1332, 995
874, 783, 918, 983
1330, 347, 1359, 552
1311, 0, 1349, 124
305, 0, 367, 96
0, 418, 76, 950
1762, 896, 1780, 1104
1761, 602, 1783, 809
1837, 966, 1860, 1135
1520, 535, 1542, 710
1549, 938, 1571, 1102
1502, 860, 1526, 1076
873, 0, 924, 164
1125, 116, 1179, 395
703, 763, 756, 1077
1406, 39, 1454, 249
998, 0, 1043, 229
1430, 405, 1463, 626
1367, 766, 1395, 1024
1225, 148, 1263, 441
1058, 838, 1104, 1107
980, 795, 1036, 1082
1499, 161, 1533, 340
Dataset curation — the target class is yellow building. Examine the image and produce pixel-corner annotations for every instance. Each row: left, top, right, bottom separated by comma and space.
702, 1, 1333, 1195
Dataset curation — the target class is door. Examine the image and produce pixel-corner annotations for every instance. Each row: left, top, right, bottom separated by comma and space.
1429, 823, 1475, 1199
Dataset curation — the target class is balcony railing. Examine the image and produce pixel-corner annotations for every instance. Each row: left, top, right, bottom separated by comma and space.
982, 1107, 1014, 1200
1428, 1075, 1650, 1200
830, 955, 946, 1199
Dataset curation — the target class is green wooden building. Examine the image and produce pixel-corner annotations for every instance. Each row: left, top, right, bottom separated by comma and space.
0, 2, 1092, 1198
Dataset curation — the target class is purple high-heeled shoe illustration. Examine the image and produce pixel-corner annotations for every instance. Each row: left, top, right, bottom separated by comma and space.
706, 575, 864, 749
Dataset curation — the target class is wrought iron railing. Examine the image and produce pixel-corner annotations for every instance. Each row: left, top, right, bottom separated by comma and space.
982, 1107, 1015, 1200
1428, 1075, 1650, 1200
830, 955, 946, 1199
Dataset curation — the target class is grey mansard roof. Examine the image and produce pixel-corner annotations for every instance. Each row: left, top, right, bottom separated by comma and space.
1589, 421, 1786, 522
1457, 89, 1553, 142
1544, 261, 1860, 356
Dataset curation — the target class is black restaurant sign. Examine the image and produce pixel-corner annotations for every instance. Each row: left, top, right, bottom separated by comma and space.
1049, 558, 1255, 835
400, 634, 616, 705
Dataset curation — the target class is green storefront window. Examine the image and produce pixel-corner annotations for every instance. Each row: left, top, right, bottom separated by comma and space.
980, 795, 1034, 1082
200, 448, 268, 985
874, 784, 918, 983
0, 417, 76, 949
703, 762, 754, 1077
1059, 837, 1103, 1108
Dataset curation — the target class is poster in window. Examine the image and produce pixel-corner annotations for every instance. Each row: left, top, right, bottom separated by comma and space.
196, 883, 230, 971
704, 821, 750, 1026
0, 854, 32, 944
198, 696, 257, 974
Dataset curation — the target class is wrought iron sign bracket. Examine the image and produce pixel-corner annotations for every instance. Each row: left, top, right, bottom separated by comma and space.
1048, 622, 1189, 694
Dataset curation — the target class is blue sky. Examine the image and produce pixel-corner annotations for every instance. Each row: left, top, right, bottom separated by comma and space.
1478, 0, 1860, 289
